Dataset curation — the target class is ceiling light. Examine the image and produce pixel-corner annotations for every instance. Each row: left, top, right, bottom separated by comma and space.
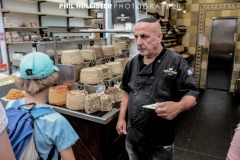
162, 1, 167, 4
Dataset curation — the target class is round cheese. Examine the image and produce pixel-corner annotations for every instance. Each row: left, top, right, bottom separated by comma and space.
49, 85, 69, 106
80, 49, 97, 61
105, 87, 122, 103
86, 45, 103, 58
85, 93, 101, 114
66, 90, 88, 110
61, 49, 84, 65
102, 45, 115, 57
100, 94, 112, 111
80, 67, 104, 85
112, 43, 123, 56
114, 58, 129, 69
105, 62, 123, 75
98, 64, 113, 79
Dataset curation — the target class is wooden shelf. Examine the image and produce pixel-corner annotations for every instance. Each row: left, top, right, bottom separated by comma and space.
1, 9, 94, 19
5, 27, 48, 29
21, 0, 72, 5
5, 26, 93, 29
1, 9, 43, 15
6, 41, 33, 45
6, 38, 107, 45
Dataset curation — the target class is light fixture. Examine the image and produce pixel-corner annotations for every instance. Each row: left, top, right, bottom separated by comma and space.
162, 1, 167, 4
182, 4, 187, 13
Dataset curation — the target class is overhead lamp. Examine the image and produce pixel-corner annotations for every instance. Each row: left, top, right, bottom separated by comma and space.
162, 1, 167, 4
182, 4, 187, 13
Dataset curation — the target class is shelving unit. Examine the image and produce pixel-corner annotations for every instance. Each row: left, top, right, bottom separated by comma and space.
0, 0, 104, 73
159, 19, 186, 48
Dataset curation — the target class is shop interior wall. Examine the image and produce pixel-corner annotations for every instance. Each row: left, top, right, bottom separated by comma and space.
170, 0, 240, 92
0, 0, 89, 74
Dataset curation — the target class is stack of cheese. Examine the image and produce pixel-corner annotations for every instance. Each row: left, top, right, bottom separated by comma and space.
61, 49, 84, 65
105, 62, 123, 75
112, 43, 123, 56
102, 45, 115, 57
86, 45, 103, 58
85, 93, 112, 114
105, 86, 122, 103
66, 90, 88, 110
114, 58, 130, 70
49, 85, 69, 106
112, 38, 131, 51
80, 49, 97, 61
97, 64, 113, 79
80, 67, 105, 85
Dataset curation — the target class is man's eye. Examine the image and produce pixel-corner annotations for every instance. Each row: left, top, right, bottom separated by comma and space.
141, 35, 148, 39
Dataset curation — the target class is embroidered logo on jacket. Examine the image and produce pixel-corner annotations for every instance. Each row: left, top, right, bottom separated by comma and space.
163, 68, 177, 76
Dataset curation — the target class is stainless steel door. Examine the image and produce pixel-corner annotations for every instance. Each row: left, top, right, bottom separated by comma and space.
206, 18, 238, 91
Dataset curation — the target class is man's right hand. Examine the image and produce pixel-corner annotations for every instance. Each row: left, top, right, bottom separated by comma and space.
116, 118, 127, 135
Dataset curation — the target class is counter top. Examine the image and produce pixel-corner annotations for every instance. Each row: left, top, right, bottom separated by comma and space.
0, 83, 121, 125
51, 103, 120, 125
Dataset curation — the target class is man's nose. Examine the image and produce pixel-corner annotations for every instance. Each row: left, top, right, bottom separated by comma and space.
136, 38, 143, 45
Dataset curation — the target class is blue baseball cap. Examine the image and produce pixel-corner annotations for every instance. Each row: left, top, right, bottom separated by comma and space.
20, 52, 59, 79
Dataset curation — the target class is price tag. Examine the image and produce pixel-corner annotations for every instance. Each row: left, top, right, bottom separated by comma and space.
90, 40, 94, 46
96, 85, 106, 94
78, 44, 82, 50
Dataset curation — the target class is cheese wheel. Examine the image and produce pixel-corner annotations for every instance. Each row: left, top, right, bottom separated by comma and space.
105, 87, 122, 103
102, 45, 115, 56
66, 90, 88, 110
98, 64, 113, 79
80, 49, 97, 61
49, 85, 69, 106
118, 41, 127, 50
80, 67, 104, 84
105, 62, 123, 75
86, 45, 103, 58
112, 43, 123, 55
85, 93, 101, 114
114, 58, 129, 69
100, 94, 112, 111
61, 49, 84, 65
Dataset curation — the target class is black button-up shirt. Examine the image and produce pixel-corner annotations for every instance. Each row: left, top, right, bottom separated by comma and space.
120, 48, 199, 146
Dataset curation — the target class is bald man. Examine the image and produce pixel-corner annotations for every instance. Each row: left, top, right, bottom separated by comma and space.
116, 18, 199, 160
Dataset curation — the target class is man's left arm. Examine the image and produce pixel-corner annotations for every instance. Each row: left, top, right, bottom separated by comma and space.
155, 95, 196, 120
155, 58, 198, 120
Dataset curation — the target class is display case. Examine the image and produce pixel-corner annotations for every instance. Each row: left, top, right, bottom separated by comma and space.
34, 30, 133, 160
0, 82, 129, 160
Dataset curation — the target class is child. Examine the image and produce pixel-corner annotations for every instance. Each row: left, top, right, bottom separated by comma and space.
6, 52, 79, 160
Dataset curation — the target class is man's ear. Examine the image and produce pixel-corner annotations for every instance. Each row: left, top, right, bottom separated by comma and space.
157, 32, 163, 42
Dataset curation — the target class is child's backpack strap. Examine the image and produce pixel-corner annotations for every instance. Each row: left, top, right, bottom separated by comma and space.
12, 99, 21, 109
30, 106, 54, 119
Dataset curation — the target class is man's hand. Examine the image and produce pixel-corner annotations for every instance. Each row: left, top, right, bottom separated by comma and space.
116, 118, 127, 135
155, 101, 183, 120
155, 96, 197, 120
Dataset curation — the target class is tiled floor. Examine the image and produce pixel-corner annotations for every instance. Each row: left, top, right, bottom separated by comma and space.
174, 89, 240, 160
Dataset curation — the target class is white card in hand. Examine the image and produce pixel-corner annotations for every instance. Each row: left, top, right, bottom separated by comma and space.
142, 103, 157, 109
142, 103, 163, 109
